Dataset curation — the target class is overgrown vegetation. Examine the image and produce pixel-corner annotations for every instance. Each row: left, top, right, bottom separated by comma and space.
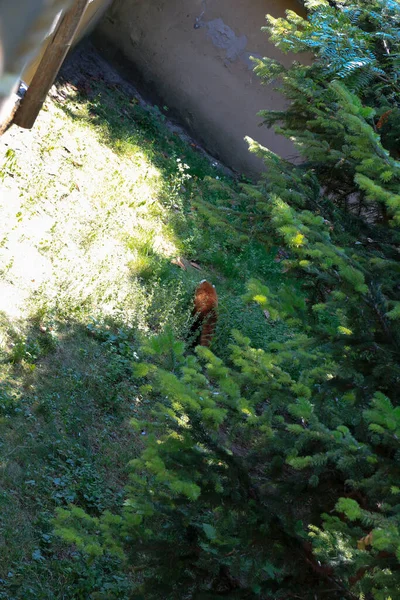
0, 46, 285, 598
53, 1, 400, 599
2, 0, 400, 597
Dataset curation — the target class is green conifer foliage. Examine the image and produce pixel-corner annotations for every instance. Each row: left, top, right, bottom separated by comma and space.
254, 0, 400, 218
54, 1, 400, 598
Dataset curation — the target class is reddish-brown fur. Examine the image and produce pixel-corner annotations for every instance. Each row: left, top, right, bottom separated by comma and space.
191, 280, 218, 347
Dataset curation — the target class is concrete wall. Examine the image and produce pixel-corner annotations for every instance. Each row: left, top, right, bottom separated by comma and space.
95, 0, 305, 176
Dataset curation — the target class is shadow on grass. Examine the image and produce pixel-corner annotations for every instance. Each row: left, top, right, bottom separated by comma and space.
0, 309, 145, 597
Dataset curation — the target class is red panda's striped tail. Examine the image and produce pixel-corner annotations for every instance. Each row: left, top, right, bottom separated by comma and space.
190, 280, 218, 348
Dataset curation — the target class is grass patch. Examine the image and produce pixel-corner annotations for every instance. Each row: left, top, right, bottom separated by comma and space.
0, 46, 293, 598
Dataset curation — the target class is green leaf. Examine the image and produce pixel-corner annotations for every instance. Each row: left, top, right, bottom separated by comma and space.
335, 498, 362, 521
202, 523, 217, 540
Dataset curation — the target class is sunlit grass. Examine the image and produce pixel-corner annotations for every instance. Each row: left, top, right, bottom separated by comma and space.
0, 89, 187, 332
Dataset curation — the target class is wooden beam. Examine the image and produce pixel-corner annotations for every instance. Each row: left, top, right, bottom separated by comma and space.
13, 0, 89, 129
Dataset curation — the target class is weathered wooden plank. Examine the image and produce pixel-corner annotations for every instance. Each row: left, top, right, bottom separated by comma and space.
13, 0, 89, 129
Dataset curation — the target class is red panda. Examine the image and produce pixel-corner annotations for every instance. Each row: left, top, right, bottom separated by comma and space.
190, 280, 218, 348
